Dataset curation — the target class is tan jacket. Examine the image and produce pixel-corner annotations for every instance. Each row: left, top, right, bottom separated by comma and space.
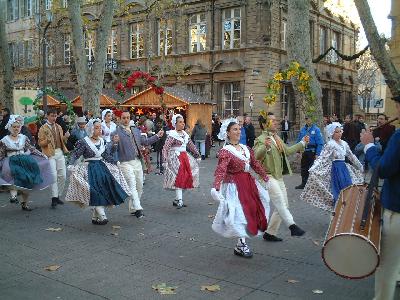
38, 123, 68, 157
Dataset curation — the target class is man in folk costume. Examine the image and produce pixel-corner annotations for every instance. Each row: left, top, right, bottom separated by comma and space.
162, 114, 200, 209
361, 95, 400, 300
38, 108, 70, 208
254, 113, 307, 241
111, 111, 164, 218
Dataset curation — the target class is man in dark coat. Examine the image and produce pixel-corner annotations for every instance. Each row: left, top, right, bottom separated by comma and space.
0, 108, 11, 139
244, 116, 256, 148
373, 113, 395, 152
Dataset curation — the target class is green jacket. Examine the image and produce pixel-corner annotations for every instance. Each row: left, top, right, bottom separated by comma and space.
254, 130, 305, 179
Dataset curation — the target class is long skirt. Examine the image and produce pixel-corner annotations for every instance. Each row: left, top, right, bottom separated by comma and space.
212, 178, 270, 238
66, 160, 130, 208
164, 151, 199, 190
0, 154, 53, 190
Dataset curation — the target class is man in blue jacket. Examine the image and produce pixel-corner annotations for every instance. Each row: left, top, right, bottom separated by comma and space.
361, 96, 400, 300
295, 116, 324, 189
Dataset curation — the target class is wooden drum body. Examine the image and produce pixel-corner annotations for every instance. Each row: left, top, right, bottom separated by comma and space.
322, 184, 381, 279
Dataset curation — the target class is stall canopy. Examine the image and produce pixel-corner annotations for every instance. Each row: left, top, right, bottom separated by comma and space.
72, 94, 116, 107
121, 86, 215, 133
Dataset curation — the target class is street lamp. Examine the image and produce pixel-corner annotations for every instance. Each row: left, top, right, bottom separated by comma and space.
249, 93, 254, 117
35, 10, 53, 114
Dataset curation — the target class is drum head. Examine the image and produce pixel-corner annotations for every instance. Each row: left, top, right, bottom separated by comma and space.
322, 234, 379, 279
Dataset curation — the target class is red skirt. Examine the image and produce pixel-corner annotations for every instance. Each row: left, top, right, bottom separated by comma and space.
233, 172, 267, 235
174, 152, 194, 189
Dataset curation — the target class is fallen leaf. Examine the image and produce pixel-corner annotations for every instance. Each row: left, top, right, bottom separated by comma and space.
138, 233, 145, 236
45, 227, 63, 232
312, 289, 324, 294
208, 202, 213, 205
111, 232, 119, 236
207, 215, 215, 218
189, 237, 196, 241
312, 240, 320, 246
201, 284, 220, 292
152, 283, 177, 295
44, 265, 61, 271
1, 205, 7, 208
112, 225, 121, 230
287, 279, 299, 284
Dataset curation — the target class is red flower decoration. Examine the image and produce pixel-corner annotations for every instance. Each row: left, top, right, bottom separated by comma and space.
115, 83, 126, 97
154, 86, 164, 95
113, 109, 123, 118
148, 76, 156, 82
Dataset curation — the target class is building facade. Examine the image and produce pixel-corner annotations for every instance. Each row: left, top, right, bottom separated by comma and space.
3, 0, 359, 128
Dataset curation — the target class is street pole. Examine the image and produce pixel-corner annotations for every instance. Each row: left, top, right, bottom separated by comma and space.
42, 20, 51, 114
249, 93, 254, 117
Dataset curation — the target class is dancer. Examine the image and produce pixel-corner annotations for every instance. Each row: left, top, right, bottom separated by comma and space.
361, 95, 400, 300
101, 109, 117, 144
66, 119, 129, 225
162, 114, 200, 209
211, 121, 270, 258
0, 115, 53, 210
300, 122, 363, 211
111, 111, 163, 218
38, 108, 69, 208
254, 113, 306, 242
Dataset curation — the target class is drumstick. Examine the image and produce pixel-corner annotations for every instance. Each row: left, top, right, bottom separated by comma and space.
371, 117, 399, 132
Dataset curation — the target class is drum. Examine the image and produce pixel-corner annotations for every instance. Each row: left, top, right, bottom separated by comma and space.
322, 184, 381, 279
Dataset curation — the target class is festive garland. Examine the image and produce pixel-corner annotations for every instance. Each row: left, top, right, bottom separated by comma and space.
33, 87, 76, 129
312, 45, 369, 63
262, 61, 317, 122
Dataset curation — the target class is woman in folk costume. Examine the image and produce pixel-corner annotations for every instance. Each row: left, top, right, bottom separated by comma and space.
65, 119, 130, 225
162, 114, 200, 209
101, 109, 117, 144
211, 121, 270, 258
300, 122, 364, 211
0, 115, 53, 211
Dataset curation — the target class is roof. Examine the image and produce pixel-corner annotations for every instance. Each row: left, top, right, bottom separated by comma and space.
121, 87, 188, 108
72, 94, 117, 107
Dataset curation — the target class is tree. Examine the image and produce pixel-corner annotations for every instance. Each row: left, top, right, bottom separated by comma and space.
354, 0, 400, 99
0, 0, 14, 111
286, 0, 323, 128
67, 0, 116, 116
357, 50, 380, 112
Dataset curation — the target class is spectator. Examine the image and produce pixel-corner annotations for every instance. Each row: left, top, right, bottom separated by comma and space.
191, 119, 207, 160
0, 108, 11, 139
56, 111, 68, 134
244, 116, 256, 147
373, 113, 396, 152
237, 116, 247, 145
280, 115, 290, 144
212, 115, 222, 146
67, 117, 87, 151
342, 114, 360, 151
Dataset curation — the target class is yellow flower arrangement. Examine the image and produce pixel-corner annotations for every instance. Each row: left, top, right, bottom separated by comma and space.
273, 73, 284, 81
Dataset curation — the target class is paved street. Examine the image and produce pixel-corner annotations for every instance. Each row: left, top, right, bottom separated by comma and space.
0, 148, 389, 300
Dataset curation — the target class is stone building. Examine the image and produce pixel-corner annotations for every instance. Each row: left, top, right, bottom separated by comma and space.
3, 0, 359, 128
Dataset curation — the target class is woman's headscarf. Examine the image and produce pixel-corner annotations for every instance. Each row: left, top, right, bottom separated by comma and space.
5, 115, 22, 130
171, 114, 183, 129
326, 122, 342, 138
217, 117, 237, 142
85, 118, 101, 138
101, 109, 113, 122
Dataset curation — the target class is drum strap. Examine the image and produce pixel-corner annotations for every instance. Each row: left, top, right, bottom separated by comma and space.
361, 162, 380, 230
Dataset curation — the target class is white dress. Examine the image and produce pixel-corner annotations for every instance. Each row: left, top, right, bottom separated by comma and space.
101, 121, 117, 143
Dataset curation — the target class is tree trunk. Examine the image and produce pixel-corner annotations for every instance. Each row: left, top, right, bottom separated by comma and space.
286, 0, 323, 128
0, 0, 14, 111
68, 0, 115, 116
354, 0, 400, 99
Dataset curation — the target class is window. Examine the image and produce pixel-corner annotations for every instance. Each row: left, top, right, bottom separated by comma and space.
130, 23, 144, 59
281, 20, 286, 50
223, 82, 241, 117
319, 26, 328, 56
187, 83, 206, 96
158, 19, 173, 56
24, 40, 33, 67
334, 90, 341, 116
189, 13, 207, 53
84, 30, 95, 63
7, 0, 19, 21
280, 84, 296, 122
8, 43, 17, 67
62, 0, 68, 8
309, 21, 314, 56
322, 88, 330, 115
45, 0, 51, 10
330, 31, 340, 64
18, 42, 25, 67
107, 29, 118, 60
222, 8, 241, 49
64, 35, 71, 65
21, 0, 32, 17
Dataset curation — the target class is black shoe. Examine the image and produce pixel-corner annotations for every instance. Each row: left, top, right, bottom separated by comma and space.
51, 197, 58, 208
10, 197, 18, 204
295, 184, 305, 189
92, 219, 108, 225
56, 198, 64, 205
201, 155, 205, 160
172, 200, 178, 206
21, 203, 33, 211
263, 233, 283, 242
134, 210, 144, 218
289, 224, 305, 236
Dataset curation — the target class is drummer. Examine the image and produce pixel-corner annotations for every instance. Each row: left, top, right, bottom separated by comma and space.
361, 95, 400, 300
